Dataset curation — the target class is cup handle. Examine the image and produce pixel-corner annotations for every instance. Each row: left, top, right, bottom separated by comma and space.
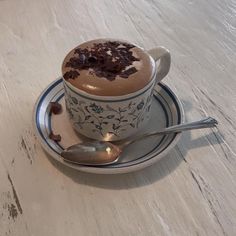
148, 47, 171, 83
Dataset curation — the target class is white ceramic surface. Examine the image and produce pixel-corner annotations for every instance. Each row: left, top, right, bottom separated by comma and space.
34, 78, 183, 174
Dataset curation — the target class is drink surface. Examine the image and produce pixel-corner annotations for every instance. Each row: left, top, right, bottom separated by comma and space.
62, 39, 155, 96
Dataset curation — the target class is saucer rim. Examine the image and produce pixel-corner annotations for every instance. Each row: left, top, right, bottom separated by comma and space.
33, 78, 184, 174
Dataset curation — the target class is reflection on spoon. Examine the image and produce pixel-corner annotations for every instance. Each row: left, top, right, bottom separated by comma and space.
61, 117, 218, 166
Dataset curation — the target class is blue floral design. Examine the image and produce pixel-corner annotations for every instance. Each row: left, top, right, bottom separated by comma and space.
89, 103, 104, 113
137, 100, 144, 110
65, 90, 154, 138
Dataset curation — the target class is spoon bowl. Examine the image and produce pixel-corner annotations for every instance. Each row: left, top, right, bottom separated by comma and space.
61, 141, 121, 165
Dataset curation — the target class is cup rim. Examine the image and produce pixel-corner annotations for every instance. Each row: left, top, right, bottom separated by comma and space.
63, 69, 157, 102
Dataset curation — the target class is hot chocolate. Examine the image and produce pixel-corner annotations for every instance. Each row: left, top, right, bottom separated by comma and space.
62, 39, 155, 96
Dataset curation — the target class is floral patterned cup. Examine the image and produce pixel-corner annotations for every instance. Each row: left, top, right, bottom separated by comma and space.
63, 44, 171, 141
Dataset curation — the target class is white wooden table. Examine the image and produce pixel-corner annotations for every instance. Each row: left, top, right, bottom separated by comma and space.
0, 0, 236, 235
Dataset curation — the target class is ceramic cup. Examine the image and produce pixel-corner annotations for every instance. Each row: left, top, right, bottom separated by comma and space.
63, 40, 171, 141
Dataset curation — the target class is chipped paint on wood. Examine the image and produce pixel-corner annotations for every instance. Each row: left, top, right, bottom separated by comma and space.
7, 174, 23, 215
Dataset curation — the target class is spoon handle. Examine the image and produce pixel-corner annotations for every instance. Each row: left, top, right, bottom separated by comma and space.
163, 117, 218, 133
119, 117, 218, 147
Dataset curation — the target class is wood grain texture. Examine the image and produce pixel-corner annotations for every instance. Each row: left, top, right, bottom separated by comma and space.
0, 0, 236, 235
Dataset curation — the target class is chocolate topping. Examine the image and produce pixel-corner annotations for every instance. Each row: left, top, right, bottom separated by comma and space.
49, 131, 61, 142
64, 41, 139, 81
50, 102, 62, 114
63, 70, 80, 80
62, 39, 155, 96
120, 67, 138, 78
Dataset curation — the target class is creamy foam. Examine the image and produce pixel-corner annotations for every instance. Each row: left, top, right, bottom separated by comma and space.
62, 39, 155, 96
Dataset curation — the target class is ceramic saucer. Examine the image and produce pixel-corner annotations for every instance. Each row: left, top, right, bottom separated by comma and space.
33, 78, 184, 174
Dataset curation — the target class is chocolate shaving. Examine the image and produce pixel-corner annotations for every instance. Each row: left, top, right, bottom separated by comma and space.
88, 56, 97, 63
50, 102, 62, 114
63, 70, 80, 80
49, 131, 61, 142
120, 67, 138, 78
66, 57, 81, 69
65, 41, 139, 81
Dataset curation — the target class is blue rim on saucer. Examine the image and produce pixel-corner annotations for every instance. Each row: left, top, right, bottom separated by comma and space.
33, 78, 184, 174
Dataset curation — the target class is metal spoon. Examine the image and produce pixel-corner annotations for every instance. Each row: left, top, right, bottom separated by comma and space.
61, 117, 217, 166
